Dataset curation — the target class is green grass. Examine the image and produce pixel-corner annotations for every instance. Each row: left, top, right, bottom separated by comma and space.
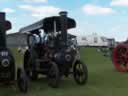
0, 47, 128, 96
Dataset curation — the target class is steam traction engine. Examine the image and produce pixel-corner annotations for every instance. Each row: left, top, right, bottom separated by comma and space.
20, 11, 88, 88
0, 12, 28, 93
112, 42, 128, 72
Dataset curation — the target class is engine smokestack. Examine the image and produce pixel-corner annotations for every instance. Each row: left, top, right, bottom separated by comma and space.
0, 12, 6, 48
0, 12, 11, 49
59, 11, 68, 46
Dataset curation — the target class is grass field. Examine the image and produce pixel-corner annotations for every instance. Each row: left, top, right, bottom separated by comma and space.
0, 48, 128, 96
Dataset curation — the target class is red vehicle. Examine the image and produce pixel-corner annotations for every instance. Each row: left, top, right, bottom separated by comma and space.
112, 42, 128, 72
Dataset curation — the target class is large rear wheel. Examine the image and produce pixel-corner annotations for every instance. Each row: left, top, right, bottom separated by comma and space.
24, 50, 38, 80
112, 44, 128, 72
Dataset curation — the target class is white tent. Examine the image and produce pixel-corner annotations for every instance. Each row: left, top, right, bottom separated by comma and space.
77, 33, 109, 47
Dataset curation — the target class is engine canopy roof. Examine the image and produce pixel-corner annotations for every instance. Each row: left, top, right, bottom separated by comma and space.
19, 16, 76, 34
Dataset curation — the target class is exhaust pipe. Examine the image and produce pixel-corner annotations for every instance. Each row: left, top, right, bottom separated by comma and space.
0, 12, 6, 48
59, 11, 68, 46
0, 12, 11, 49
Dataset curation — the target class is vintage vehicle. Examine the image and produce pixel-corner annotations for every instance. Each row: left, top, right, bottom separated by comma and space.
112, 40, 128, 72
20, 11, 88, 88
0, 12, 28, 93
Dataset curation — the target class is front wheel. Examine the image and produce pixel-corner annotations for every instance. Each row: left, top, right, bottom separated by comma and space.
47, 62, 60, 88
17, 68, 28, 93
73, 61, 88, 85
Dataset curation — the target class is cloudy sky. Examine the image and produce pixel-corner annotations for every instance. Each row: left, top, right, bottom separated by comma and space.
1, 0, 128, 41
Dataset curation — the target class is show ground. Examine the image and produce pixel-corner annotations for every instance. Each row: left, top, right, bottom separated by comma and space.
0, 48, 127, 96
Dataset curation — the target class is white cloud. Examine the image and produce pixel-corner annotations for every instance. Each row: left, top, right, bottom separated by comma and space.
107, 24, 128, 41
24, 0, 47, 3
19, 5, 62, 18
82, 4, 114, 15
2, 8, 15, 13
111, 0, 128, 6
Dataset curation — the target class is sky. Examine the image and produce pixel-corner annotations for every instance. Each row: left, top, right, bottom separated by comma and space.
1, 0, 128, 41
